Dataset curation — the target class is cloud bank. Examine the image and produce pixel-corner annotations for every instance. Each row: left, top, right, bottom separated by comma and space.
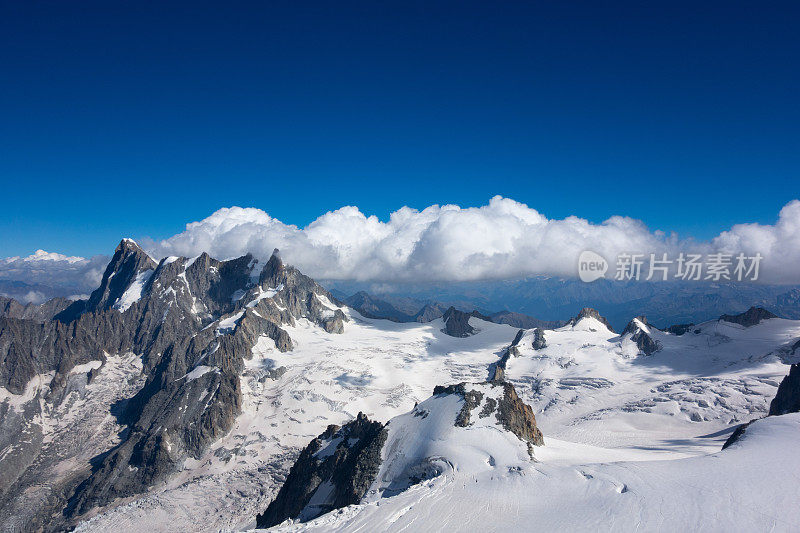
2, 197, 799, 299
143, 196, 800, 284
0, 250, 107, 301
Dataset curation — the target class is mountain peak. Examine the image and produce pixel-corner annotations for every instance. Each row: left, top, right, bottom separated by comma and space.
442, 306, 475, 337
621, 315, 661, 355
720, 306, 778, 327
86, 239, 157, 312
568, 307, 614, 332
259, 248, 284, 286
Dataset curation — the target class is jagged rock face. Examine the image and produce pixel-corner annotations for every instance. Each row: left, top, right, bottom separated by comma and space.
432, 382, 544, 453
532, 328, 547, 349
256, 413, 387, 529
489, 330, 524, 382
622, 316, 661, 356
258, 381, 544, 527
0, 241, 346, 529
567, 307, 614, 332
719, 306, 778, 327
442, 306, 475, 337
323, 309, 347, 333
0, 296, 72, 322
768, 364, 800, 416
85, 239, 158, 313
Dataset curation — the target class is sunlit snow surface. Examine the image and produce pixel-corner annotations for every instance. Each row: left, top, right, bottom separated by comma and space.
73, 309, 800, 532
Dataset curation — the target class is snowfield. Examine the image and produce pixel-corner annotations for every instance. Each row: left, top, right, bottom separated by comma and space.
68, 306, 800, 532
269, 413, 800, 532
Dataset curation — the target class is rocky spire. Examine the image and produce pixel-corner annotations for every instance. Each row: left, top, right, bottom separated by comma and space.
85, 239, 157, 312
259, 248, 284, 286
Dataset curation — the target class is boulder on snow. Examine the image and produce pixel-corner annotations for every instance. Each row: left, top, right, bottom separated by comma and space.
323, 309, 347, 334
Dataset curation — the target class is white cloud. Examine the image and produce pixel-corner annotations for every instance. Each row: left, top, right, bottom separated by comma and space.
2, 197, 798, 299
141, 196, 800, 284
0, 251, 107, 296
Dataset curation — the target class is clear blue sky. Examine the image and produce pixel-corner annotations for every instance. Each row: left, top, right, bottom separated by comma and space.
1, 1, 798, 257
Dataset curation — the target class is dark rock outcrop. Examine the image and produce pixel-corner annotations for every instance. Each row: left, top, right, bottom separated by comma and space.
488, 330, 524, 382
566, 307, 614, 332
721, 420, 752, 449
621, 316, 661, 356
255, 413, 387, 529
495, 381, 545, 451
532, 328, 547, 350
323, 309, 348, 334
723, 363, 800, 449
433, 381, 544, 454
768, 364, 800, 416
441, 306, 475, 337
665, 323, 695, 336
719, 306, 778, 327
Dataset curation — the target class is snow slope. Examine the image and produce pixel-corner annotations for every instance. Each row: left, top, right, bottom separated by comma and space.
270, 413, 800, 532
505, 316, 798, 451
75, 309, 800, 532
76, 308, 518, 531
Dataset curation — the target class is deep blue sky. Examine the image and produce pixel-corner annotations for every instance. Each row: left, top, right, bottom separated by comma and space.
1, 1, 798, 257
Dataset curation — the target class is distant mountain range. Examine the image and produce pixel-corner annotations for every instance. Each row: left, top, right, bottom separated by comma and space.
334, 290, 563, 329
325, 278, 800, 331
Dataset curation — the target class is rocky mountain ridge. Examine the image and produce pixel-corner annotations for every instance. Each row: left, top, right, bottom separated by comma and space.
0, 240, 347, 530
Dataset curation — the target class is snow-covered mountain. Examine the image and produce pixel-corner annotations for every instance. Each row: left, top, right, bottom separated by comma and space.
1, 242, 799, 532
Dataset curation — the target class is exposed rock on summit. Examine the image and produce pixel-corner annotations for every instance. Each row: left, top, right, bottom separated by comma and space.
442, 306, 476, 337
433, 381, 544, 453
719, 306, 778, 327
567, 307, 614, 332
622, 316, 661, 356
